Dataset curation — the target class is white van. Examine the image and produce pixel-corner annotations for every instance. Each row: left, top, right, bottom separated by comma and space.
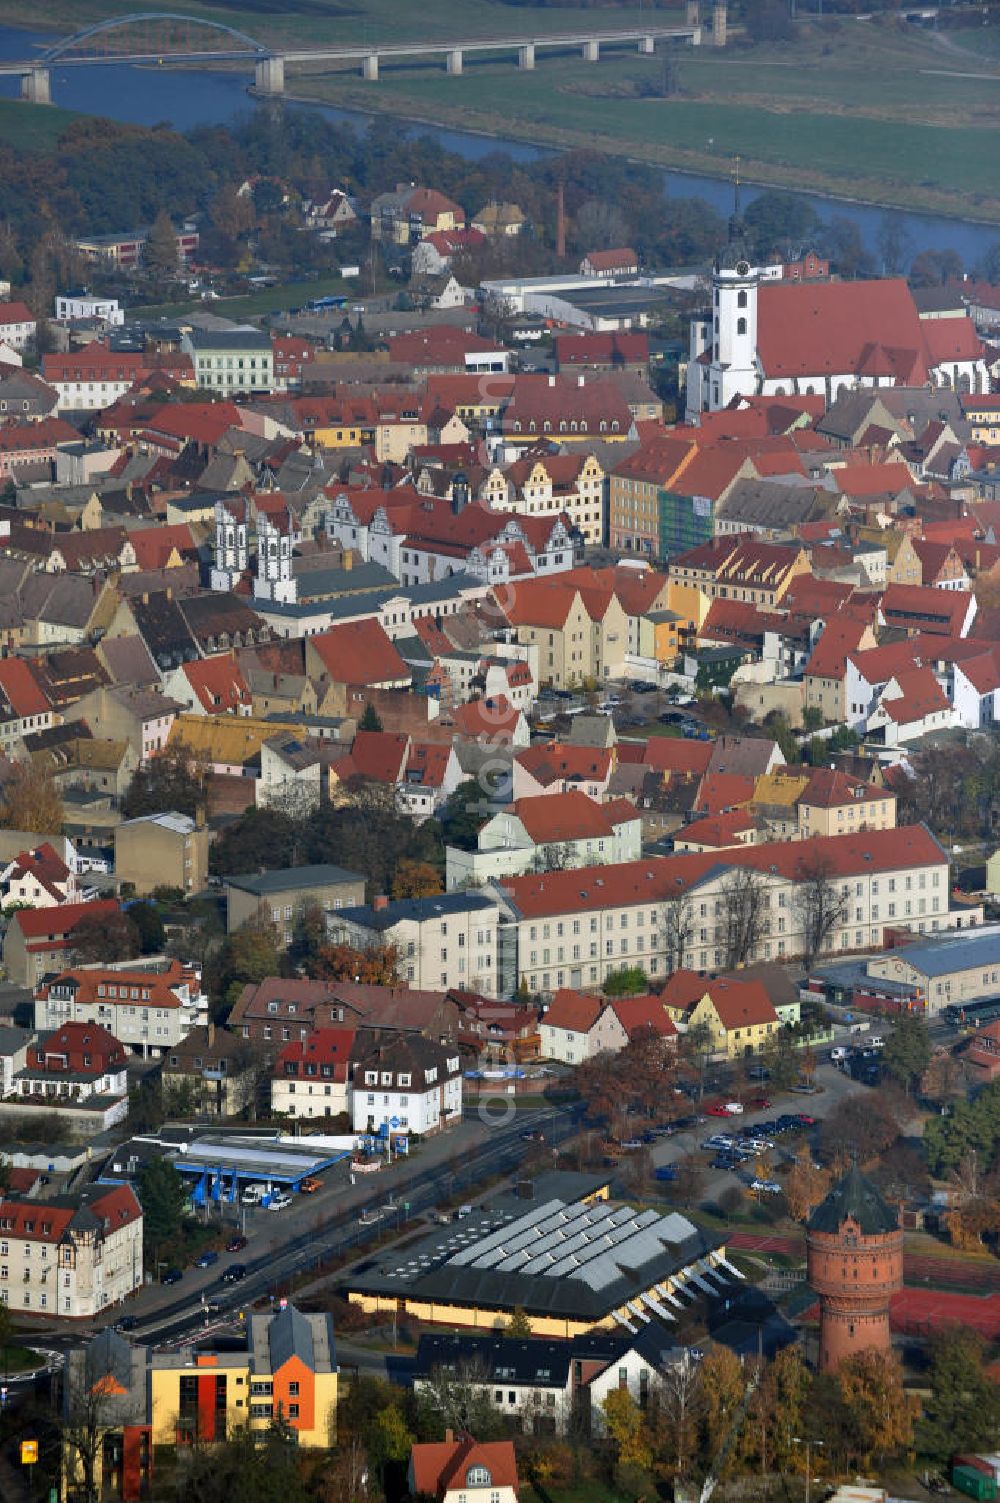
241, 1183, 265, 1206
830, 1046, 849, 1062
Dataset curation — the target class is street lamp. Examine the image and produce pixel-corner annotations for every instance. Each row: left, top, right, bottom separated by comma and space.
792, 1437, 824, 1503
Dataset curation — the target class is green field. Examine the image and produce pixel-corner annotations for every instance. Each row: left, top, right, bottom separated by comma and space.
0, 5, 997, 217
0, 0, 693, 49
138, 273, 349, 323
0, 96, 79, 151
291, 19, 1000, 221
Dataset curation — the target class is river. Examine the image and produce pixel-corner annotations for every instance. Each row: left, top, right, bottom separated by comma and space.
0, 23, 995, 266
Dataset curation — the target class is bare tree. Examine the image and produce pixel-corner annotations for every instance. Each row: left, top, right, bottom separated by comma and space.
652, 1355, 703, 1479
62, 1350, 143, 1503
718, 868, 769, 969
795, 850, 848, 967
575, 198, 630, 253
660, 892, 696, 972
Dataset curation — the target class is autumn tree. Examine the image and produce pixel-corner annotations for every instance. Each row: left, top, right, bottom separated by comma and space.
308, 941, 400, 986
209, 914, 281, 1012
757, 1028, 801, 1092
698, 1346, 748, 1480
836, 1349, 915, 1469
794, 850, 848, 967
719, 867, 769, 969
505, 1306, 532, 1338
752, 1345, 813, 1477
820, 1090, 899, 1168
603, 1387, 653, 1474
391, 859, 443, 900
72, 908, 141, 964
0, 759, 64, 834
920, 1046, 966, 1108
784, 1146, 831, 1223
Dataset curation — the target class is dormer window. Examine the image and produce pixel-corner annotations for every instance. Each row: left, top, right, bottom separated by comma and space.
467, 1466, 492, 1487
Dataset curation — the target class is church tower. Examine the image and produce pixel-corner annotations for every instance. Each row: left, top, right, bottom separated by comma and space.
806, 1165, 903, 1372
253, 503, 298, 606
688, 165, 761, 417
211, 497, 248, 592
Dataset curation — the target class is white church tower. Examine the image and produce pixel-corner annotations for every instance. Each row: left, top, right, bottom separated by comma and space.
687, 163, 762, 417
253, 504, 298, 605
211, 497, 248, 592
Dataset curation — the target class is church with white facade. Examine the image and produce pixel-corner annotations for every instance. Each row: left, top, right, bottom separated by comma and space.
210, 493, 300, 604
687, 243, 989, 418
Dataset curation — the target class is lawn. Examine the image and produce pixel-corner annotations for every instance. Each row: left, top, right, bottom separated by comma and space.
0, 0, 694, 49
137, 273, 349, 323
0, 96, 79, 151
1, 1343, 42, 1374
298, 40, 1000, 220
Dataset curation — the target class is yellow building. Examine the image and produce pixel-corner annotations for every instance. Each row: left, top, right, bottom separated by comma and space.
151, 1305, 337, 1449
661, 972, 780, 1060
114, 809, 209, 896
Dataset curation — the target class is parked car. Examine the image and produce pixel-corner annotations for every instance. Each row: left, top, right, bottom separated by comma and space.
116, 1315, 138, 1331
226, 1234, 248, 1253
299, 1177, 322, 1194
194, 1250, 219, 1268
795, 1113, 817, 1126
267, 1191, 292, 1212
751, 1179, 783, 1195
704, 1134, 736, 1150
655, 1164, 679, 1182
222, 1263, 247, 1283
632, 681, 657, 694
162, 1268, 183, 1286
707, 1104, 731, 1117
723, 1102, 745, 1115
749, 1096, 772, 1109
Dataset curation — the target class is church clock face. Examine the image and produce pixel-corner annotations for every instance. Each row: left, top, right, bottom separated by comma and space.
735, 260, 750, 277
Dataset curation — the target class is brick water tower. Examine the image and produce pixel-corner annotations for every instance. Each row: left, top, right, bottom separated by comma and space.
806, 1165, 903, 1372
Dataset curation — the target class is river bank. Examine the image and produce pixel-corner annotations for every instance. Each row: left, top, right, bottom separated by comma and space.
0, 20, 997, 265
270, 75, 1000, 232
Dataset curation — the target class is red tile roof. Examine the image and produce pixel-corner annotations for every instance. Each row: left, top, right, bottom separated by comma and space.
500, 824, 944, 920
804, 618, 872, 681
516, 742, 613, 788
834, 461, 916, 498
609, 993, 678, 1040
182, 652, 252, 714
0, 657, 50, 718
756, 278, 929, 382
583, 247, 638, 272
274, 1026, 355, 1082
877, 664, 951, 723
0, 300, 35, 327
695, 773, 755, 815
513, 790, 625, 844
409, 1438, 518, 1498
881, 583, 974, 636
310, 620, 410, 688
129, 523, 199, 572
348, 729, 409, 784
451, 695, 523, 743
703, 976, 779, 1031
541, 988, 603, 1033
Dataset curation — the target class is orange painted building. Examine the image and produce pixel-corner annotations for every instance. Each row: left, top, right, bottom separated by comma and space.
150, 1304, 338, 1449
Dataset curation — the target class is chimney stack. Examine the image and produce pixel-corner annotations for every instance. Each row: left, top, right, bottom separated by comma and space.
373, 895, 389, 911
